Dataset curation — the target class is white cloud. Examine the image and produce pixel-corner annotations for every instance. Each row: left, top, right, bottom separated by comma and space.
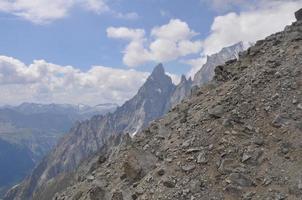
203, 0, 302, 55
107, 27, 145, 40
107, 19, 203, 67
0, 55, 150, 105
112, 11, 139, 20
0, 0, 138, 24
81, 0, 109, 14
151, 19, 197, 41
0, 0, 74, 24
185, 0, 302, 78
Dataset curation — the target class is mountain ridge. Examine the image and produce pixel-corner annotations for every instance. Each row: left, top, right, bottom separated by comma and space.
4, 35, 245, 200
49, 15, 302, 200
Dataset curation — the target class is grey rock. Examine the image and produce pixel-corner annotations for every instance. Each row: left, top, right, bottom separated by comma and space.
197, 151, 208, 164
253, 137, 264, 146
163, 179, 176, 188
181, 164, 196, 172
272, 115, 284, 128
111, 192, 123, 200
208, 105, 224, 118
88, 186, 105, 200
157, 168, 165, 176
229, 173, 253, 187
295, 8, 302, 21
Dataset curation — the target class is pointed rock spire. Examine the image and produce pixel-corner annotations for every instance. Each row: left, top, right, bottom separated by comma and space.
150, 63, 165, 78
180, 75, 187, 83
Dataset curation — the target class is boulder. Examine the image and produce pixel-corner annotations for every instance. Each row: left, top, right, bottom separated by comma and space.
89, 186, 105, 200
295, 8, 302, 21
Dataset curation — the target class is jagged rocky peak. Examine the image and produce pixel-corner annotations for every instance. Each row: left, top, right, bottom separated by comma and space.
180, 74, 190, 84
295, 8, 302, 21
169, 74, 192, 108
136, 63, 174, 100
150, 63, 165, 77
3, 63, 176, 200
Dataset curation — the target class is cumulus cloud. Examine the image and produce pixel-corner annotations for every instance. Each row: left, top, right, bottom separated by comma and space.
107, 27, 145, 40
185, 0, 302, 78
203, 0, 302, 55
107, 19, 203, 67
0, 55, 150, 105
0, 0, 137, 24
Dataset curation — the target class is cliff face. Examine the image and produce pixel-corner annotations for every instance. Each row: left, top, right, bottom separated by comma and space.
51, 16, 302, 200
4, 64, 176, 200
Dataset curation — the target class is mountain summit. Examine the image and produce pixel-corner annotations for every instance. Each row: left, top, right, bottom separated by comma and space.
150, 63, 165, 78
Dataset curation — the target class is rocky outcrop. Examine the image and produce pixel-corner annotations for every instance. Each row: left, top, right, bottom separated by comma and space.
52, 13, 302, 200
4, 64, 176, 200
296, 8, 302, 21
193, 42, 245, 86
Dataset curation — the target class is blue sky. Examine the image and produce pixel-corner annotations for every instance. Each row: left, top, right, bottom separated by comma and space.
0, 0, 215, 74
0, 0, 301, 105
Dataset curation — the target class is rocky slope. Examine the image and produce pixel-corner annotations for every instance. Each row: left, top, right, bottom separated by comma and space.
193, 42, 245, 86
4, 64, 176, 200
51, 14, 302, 200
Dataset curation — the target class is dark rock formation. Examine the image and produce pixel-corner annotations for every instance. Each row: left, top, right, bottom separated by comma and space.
295, 8, 302, 21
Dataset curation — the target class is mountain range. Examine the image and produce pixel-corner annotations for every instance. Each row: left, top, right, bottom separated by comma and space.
0, 103, 117, 197
48, 15, 302, 199
3, 41, 244, 200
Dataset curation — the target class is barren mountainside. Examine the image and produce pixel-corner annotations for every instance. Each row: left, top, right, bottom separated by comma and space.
49, 16, 302, 200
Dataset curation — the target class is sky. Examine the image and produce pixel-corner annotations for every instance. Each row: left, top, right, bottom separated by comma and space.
0, 0, 301, 106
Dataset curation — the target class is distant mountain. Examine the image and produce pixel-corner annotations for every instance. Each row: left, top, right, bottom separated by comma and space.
5, 64, 176, 200
193, 42, 245, 86
11, 102, 118, 118
5, 45, 245, 200
170, 75, 192, 108
0, 102, 117, 198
